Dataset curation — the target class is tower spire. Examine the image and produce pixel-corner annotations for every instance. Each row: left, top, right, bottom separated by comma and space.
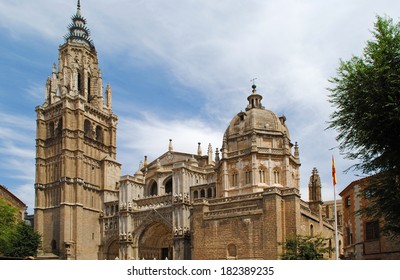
64, 0, 94, 49
77, 0, 81, 16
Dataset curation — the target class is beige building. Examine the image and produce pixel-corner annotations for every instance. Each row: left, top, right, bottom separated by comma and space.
35, 1, 340, 260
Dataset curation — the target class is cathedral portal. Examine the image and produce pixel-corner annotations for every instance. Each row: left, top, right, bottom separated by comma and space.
138, 222, 173, 260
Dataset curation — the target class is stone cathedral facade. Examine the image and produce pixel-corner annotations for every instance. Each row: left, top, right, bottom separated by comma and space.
34, 2, 339, 260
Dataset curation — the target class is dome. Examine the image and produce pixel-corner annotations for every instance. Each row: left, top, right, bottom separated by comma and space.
224, 85, 289, 139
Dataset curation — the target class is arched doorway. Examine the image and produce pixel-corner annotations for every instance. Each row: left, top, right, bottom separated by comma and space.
106, 240, 119, 260
139, 222, 172, 259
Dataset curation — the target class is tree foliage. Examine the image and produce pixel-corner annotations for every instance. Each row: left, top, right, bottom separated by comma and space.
0, 197, 18, 255
0, 197, 41, 258
281, 235, 334, 260
328, 15, 400, 236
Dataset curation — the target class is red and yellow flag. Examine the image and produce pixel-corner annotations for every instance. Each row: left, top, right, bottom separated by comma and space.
332, 155, 337, 186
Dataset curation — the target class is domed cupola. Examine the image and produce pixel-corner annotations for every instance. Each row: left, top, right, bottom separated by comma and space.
224, 84, 290, 140
64, 0, 94, 49
217, 83, 301, 198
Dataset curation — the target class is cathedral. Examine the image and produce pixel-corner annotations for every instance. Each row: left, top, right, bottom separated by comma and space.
34, 1, 339, 260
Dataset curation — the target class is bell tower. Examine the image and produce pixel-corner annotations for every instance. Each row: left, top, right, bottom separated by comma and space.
34, 1, 121, 259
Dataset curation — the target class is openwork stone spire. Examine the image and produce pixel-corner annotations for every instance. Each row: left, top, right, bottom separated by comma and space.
64, 0, 94, 49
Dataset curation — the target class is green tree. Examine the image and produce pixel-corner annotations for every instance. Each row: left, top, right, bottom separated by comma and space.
281, 235, 334, 260
328, 15, 400, 236
0, 197, 18, 255
7, 222, 41, 258
0, 197, 41, 258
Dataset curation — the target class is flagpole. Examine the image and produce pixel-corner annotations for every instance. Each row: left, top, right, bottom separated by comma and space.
333, 181, 339, 260
332, 156, 339, 260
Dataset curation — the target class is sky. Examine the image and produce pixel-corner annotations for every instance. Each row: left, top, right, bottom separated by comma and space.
0, 0, 399, 214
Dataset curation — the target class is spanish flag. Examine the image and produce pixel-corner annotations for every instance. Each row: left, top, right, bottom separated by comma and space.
332, 155, 337, 186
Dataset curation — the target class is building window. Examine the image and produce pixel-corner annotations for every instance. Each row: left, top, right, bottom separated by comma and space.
87, 76, 91, 100
56, 118, 62, 136
77, 71, 82, 93
227, 244, 237, 259
364, 189, 374, 199
48, 121, 55, 138
259, 169, 266, 183
165, 178, 173, 194
346, 226, 352, 246
273, 170, 280, 184
96, 125, 103, 142
310, 224, 314, 237
84, 120, 91, 138
365, 221, 380, 241
345, 196, 351, 208
193, 190, 198, 199
150, 182, 158, 196
207, 188, 213, 198
245, 171, 252, 184
232, 172, 238, 187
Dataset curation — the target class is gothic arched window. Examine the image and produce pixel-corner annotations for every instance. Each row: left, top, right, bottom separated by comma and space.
84, 120, 91, 138
48, 121, 55, 138
77, 71, 82, 93
150, 182, 158, 196
245, 170, 252, 184
165, 177, 172, 194
56, 118, 62, 136
96, 125, 103, 143
87, 75, 91, 100
273, 169, 280, 184
259, 168, 266, 183
231, 170, 238, 187
207, 188, 213, 198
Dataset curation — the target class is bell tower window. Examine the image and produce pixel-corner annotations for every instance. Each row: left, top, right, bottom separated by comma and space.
84, 120, 91, 138
77, 72, 82, 93
95, 125, 103, 142
48, 122, 55, 138
87, 76, 91, 100
56, 118, 62, 136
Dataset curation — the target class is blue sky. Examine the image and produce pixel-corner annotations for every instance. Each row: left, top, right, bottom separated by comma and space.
1, 0, 399, 214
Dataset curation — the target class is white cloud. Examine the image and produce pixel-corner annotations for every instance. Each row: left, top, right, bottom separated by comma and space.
117, 112, 223, 175
1, 0, 399, 210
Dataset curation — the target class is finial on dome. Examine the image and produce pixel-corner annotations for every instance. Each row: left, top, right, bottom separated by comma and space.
168, 139, 173, 151
197, 142, 202, 156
